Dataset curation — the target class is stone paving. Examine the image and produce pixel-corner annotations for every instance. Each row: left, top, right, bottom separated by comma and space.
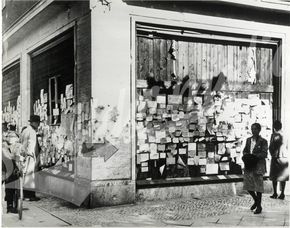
23, 192, 289, 227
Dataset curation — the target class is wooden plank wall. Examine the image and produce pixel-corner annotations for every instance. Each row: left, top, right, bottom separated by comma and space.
137, 37, 273, 85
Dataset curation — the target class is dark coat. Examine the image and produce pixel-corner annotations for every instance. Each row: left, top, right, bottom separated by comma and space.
242, 154, 259, 171
243, 136, 268, 175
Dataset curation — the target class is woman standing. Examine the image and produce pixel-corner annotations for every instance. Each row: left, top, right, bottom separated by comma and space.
269, 120, 288, 200
243, 123, 268, 214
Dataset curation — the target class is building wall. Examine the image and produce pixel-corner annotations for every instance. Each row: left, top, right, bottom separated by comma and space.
2, 0, 91, 129
2, 0, 39, 32
2, 63, 20, 108
76, 13, 92, 104
90, 0, 290, 203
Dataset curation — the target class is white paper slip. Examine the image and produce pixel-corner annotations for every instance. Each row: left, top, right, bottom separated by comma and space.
188, 143, 196, 151
141, 166, 149, 172
201, 176, 209, 180
199, 158, 207, 165
188, 158, 195, 165
206, 164, 219, 175
179, 148, 187, 155
156, 95, 166, 104
217, 175, 226, 179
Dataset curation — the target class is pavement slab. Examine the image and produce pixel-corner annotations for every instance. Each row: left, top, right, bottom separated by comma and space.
2, 204, 70, 227
2, 192, 289, 227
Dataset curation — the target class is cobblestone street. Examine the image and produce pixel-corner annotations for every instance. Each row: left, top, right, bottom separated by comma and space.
3, 192, 288, 227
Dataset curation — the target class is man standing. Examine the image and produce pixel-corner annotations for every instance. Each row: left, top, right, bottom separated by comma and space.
21, 115, 41, 201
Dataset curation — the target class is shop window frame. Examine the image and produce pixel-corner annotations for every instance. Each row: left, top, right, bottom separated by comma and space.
133, 20, 282, 185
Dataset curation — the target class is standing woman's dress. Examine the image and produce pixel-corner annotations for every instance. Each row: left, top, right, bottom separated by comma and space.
243, 136, 268, 192
269, 131, 289, 182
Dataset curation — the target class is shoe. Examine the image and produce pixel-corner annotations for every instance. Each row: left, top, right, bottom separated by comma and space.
250, 202, 257, 210
270, 193, 278, 199
29, 197, 40, 201
6, 205, 13, 213
7, 206, 18, 214
254, 206, 262, 214
278, 194, 285, 200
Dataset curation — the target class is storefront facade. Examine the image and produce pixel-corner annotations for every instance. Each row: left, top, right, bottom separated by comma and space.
89, 0, 290, 205
2, 0, 92, 206
2, 0, 290, 207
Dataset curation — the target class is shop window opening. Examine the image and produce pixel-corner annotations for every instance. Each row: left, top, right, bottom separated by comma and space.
135, 23, 281, 184
30, 30, 75, 172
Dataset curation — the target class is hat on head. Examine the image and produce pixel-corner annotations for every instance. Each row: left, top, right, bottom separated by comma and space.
29, 115, 41, 123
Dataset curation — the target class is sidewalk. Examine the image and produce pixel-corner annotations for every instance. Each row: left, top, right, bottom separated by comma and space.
2, 192, 289, 227
2, 202, 70, 227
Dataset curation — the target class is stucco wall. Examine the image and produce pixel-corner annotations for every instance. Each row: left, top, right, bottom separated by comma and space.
2, 1, 90, 129
90, 0, 290, 184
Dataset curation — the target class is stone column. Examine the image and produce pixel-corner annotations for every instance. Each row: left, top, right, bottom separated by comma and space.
86, 0, 135, 207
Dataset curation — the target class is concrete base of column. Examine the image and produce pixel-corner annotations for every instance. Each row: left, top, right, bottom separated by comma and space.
88, 180, 135, 207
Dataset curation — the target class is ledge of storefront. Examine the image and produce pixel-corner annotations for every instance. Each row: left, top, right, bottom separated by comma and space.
137, 175, 270, 189
39, 165, 74, 181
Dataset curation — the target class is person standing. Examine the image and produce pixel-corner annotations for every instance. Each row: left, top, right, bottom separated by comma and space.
243, 123, 268, 214
2, 124, 22, 213
269, 120, 288, 200
20, 115, 41, 201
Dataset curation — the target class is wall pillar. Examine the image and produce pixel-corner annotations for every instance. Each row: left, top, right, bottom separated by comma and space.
88, 0, 135, 207
20, 53, 31, 128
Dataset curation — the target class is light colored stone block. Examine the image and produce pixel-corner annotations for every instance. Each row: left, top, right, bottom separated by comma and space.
90, 180, 135, 207
137, 183, 236, 202
76, 156, 92, 179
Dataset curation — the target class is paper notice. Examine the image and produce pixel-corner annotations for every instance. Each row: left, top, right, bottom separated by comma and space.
166, 157, 175, 165
208, 152, 215, 159
198, 151, 207, 158
168, 95, 183, 105
65, 84, 74, 99
159, 165, 165, 175
199, 158, 207, 165
160, 153, 166, 159
53, 108, 59, 116
193, 96, 203, 105
219, 162, 230, 171
179, 148, 187, 155
194, 156, 200, 165
150, 152, 159, 160
188, 158, 195, 165
141, 162, 148, 167
140, 153, 149, 162
200, 166, 206, 173
150, 143, 157, 153
201, 176, 209, 179
206, 164, 219, 175
156, 131, 166, 139
139, 143, 149, 151
147, 101, 157, 108
141, 166, 149, 172
173, 138, 179, 144
148, 136, 156, 143
217, 175, 226, 179
138, 101, 147, 112
188, 150, 196, 158
157, 144, 166, 151
157, 95, 166, 104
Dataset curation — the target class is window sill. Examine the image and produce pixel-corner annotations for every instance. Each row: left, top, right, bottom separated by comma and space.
137, 175, 269, 189
39, 165, 74, 181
